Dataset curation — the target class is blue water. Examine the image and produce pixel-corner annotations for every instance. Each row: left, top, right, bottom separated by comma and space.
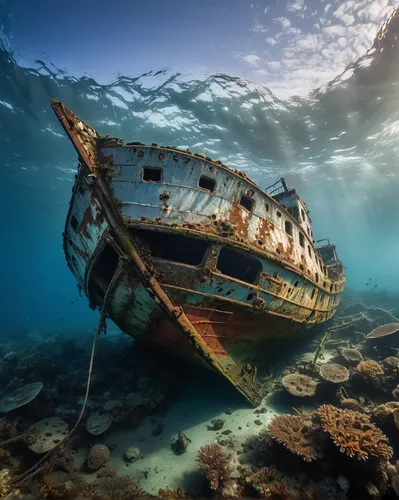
1, 4, 399, 338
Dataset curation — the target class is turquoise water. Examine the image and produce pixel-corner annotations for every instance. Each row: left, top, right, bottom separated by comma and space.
1, 2, 399, 498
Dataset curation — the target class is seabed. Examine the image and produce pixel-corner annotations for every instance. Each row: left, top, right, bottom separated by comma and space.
0, 289, 399, 499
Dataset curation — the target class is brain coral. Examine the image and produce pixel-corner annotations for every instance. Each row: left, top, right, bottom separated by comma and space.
316, 405, 392, 461
281, 373, 317, 397
319, 363, 349, 383
87, 444, 110, 470
268, 414, 320, 462
356, 360, 384, 376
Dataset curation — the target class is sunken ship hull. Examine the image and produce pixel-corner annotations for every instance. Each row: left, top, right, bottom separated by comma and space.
51, 100, 345, 405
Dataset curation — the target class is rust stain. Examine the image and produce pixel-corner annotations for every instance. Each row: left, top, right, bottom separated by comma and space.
255, 217, 273, 246
78, 196, 104, 239
228, 201, 249, 238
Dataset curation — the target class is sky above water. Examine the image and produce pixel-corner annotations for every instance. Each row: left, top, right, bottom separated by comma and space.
8, 0, 399, 99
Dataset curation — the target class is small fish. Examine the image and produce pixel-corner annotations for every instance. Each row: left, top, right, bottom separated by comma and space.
371, 284, 378, 291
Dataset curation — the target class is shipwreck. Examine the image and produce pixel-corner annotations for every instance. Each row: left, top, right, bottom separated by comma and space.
51, 100, 345, 405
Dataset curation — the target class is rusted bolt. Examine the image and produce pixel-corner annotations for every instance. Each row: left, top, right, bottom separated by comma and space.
159, 192, 170, 202
155, 217, 161, 222
253, 298, 266, 309
138, 151, 144, 158
86, 174, 96, 186
158, 152, 165, 160
211, 214, 217, 220
173, 155, 178, 161
276, 248, 281, 254
258, 240, 263, 246
211, 249, 218, 256
183, 158, 190, 164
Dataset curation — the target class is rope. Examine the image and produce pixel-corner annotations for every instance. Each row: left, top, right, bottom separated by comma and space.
12, 275, 115, 488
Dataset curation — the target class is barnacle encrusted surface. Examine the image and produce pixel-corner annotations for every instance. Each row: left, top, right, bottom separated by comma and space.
316, 405, 392, 461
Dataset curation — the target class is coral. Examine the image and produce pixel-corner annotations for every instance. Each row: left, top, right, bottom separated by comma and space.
196, 443, 232, 491
87, 444, 110, 471
0, 448, 20, 472
356, 360, 384, 376
373, 401, 399, 417
319, 363, 349, 383
367, 323, 399, 339
316, 404, 392, 461
124, 446, 140, 462
383, 356, 399, 370
341, 399, 365, 412
268, 414, 320, 462
103, 400, 124, 412
0, 469, 12, 498
98, 475, 145, 499
29, 417, 69, 454
245, 467, 290, 498
126, 392, 143, 407
86, 411, 113, 435
0, 382, 43, 412
158, 487, 186, 498
281, 373, 318, 397
341, 348, 363, 363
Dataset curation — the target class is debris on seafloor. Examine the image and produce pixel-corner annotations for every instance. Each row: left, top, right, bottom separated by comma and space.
171, 432, 192, 455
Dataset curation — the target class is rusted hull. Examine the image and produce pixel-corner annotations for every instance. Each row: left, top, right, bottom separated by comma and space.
51, 100, 345, 406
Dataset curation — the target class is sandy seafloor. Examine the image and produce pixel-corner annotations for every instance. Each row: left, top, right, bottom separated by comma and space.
74, 349, 335, 495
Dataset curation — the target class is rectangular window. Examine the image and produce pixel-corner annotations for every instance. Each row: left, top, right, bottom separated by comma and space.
199, 176, 216, 192
131, 229, 208, 266
239, 194, 254, 212
299, 232, 305, 248
308, 245, 312, 258
142, 167, 162, 182
217, 246, 261, 284
285, 220, 293, 236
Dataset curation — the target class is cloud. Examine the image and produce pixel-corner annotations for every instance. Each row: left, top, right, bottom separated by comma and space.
265, 37, 278, 46
274, 16, 292, 28
287, 0, 305, 12
242, 0, 397, 99
252, 24, 269, 33
268, 61, 281, 71
241, 54, 262, 68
